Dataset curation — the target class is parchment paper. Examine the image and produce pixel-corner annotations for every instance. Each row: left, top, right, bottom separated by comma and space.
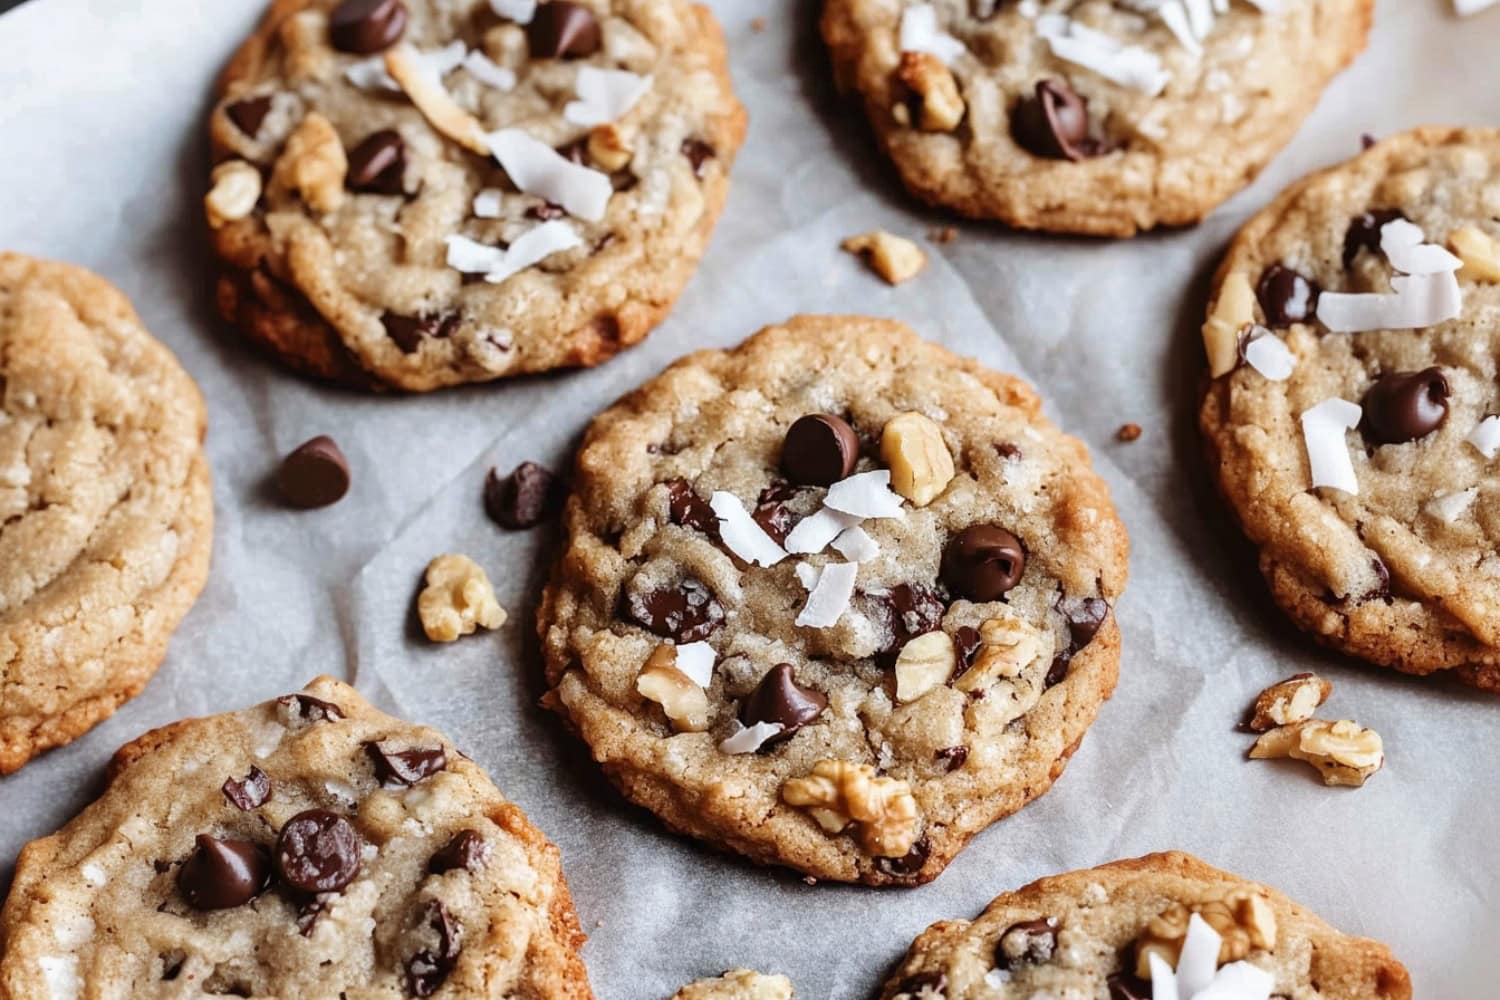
0, 1, 1495, 996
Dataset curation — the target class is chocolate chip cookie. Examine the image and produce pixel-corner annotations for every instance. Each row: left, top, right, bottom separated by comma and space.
878, 852, 1410, 999
538, 316, 1129, 885
208, 0, 746, 391
0, 677, 591, 999
1200, 127, 1500, 690
820, 0, 1371, 236
671, 970, 794, 1000
0, 253, 213, 775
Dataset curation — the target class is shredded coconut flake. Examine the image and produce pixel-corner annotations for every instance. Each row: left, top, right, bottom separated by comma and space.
899, 4, 966, 64
673, 641, 716, 687
564, 66, 653, 127
345, 40, 464, 92
1316, 270, 1462, 333
484, 128, 612, 222
1242, 327, 1295, 380
1300, 397, 1362, 495
1427, 488, 1477, 524
1149, 952, 1180, 1000
784, 506, 861, 554
709, 491, 789, 566
824, 470, 906, 519
443, 222, 583, 284
1158, 918, 1276, 1000
1380, 218, 1462, 275
472, 188, 503, 218
795, 562, 821, 590
796, 562, 858, 628
463, 50, 516, 91
1175, 915, 1220, 996
491, 0, 537, 22
718, 720, 784, 755
1036, 14, 1170, 95
1467, 415, 1500, 458
831, 525, 880, 562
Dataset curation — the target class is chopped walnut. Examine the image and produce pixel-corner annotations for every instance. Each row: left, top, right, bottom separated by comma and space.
1449, 225, 1500, 282
205, 160, 263, 229
953, 615, 1046, 693
636, 645, 710, 732
278, 9, 335, 84
1203, 270, 1256, 378
1246, 673, 1331, 732
896, 51, 964, 132
272, 112, 347, 214
893, 630, 956, 703
842, 230, 926, 285
1116, 423, 1142, 443
1136, 890, 1278, 979
882, 412, 955, 507
782, 760, 920, 857
1250, 718, 1384, 787
417, 554, 507, 642
587, 124, 634, 172
385, 44, 489, 155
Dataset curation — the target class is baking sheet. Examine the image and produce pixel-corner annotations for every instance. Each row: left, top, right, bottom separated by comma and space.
0, 1, 1495, 996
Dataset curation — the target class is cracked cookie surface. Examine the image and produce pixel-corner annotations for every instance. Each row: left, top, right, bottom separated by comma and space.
0, 253, 212, 775
1200, 127, 1500, 690
0, 677, 591, 999
538, 316, 1128, 885
209, 0, 746, 391
820, 0, 1371, 236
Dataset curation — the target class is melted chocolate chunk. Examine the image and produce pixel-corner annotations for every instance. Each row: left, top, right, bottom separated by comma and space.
178, 835, 271, 911
1046, 595, 1110, 687
382, 311, 459, 353
864, 584, 946, 665
935, 745, 968, 771
941, 525, 1026, 601
404, 902, 462, 997
751, 481, 802, 545
625, 578, 725, 642
739, 663, 827, 745
1012, 78, 1105, 161
222, 766, 271, 811
952, 625, 982, 672
277, 693, 346, 722
274, 809, 363, 894
996, 917, 1059, 969
428, 830, 490, 874
875, 835, 930, 879
1360, 367, 1449, 445
681, 138, 716, 177
366, 742, 448, 787
1343, 208, 1406, 268
665, 478, 719, 538
1255, 264, 1319, 327
226, 95, 272, 139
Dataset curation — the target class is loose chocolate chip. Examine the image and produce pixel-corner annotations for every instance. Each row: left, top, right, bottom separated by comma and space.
875, 835, 930, 879
1046, 595, 1110, 687
1342, 208, 1405, 269
665, 478, 720, 538
935, 745, 968, 771
382, 311, 459, 353
625, 578, 725, 642
896, 971, 947, 997
1012, 78, 1104, 161
178, 835, 271, 911
275, 809, 363, 894
276, 693, 346, 722
526, 1, 601, 58
330, 0, 408, 53
277, 435, 350, 509
942, 525, 1026, 601
404, 901, 462, 997
865, 584, 947, 665
366, 742, 448, 787
485, 461, 563, 530
1108, 972, 1152, 1000
1255, 263, 1320, 327
226, 95, 272, 139
1361, 367, 1449, 445
781, 414, 860, 486
752, 481, 802, 545
681, 138, 716, 177
428, 830, 490, 874
222, 766, 272, 811
996, 917, 1059, 969
739, 663, 828, 745
346, 130, 406, 195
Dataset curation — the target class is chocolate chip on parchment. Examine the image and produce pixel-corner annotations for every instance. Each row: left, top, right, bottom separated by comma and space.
781, 413, 860, 486
222, 766, 271, 811
935, 745, 968, 771
178, 835, 271, 911
665, 478, 720, 539
485, 461, 563, 530
346, 130, 406, 195
404, 901, 462, 997
739, 663, 827, 745
428, 830, 490, 875
226, 95, 272, 139
681, 138, 716, 177
996, 917, 1059, 969
875, 835, 930, 879
1342, 208, 1405, 269
276, 692, 346, 723
277, 436, 350, 509
625, 578, 725, 642
329, 0, 408, 54
1360, 367, 1449, 444
1012, 78, 1103, 161
366, 742, 448, 787
526, 1, 601, 58
942, 525, 1025, 601
274, 809, 363, 894
1255, 263, 1319, 327
382, 311, 459, 353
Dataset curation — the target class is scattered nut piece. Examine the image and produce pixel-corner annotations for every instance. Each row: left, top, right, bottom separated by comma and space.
1136, 890, 1278, 979
587, 124, 634, 172
1203, 270, 1255, 378
385, 43, 489, 154
928, 226, 958, 244
953, 615, 1046, 693
881, 412, 955, 506
894, 630, 956, 702
1246, 672, 1331, 732
842, 230, 926, 285
750, 16, 767, 32
1250, 718, 1384, 787
205, 160, 263, 229
1116, 422, 1142, 443
896, 51, 964, 131
1448, 225, 1500, 282
418, 554, 507, 642
279, 9, 335, 84
782, 759, 920, 857
272, 112, 347, 214
636, 644, 710, 732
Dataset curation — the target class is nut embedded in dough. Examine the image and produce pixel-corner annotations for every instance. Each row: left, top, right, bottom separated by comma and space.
635, 645, 710, 732
1203, 270, 1255, 378
205, 161, 263, 229
782, 759, 921, 858
1135, 890, 1278, 979
893, 630, 957, 702
272, 111, 348, 214
881, 412, 955, 507
417, 554, 508, 642
895, 51, 964, 132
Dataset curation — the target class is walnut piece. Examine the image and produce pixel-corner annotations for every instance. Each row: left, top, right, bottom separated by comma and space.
1250, 718, 1384, 787
1246, 673, 1331, 732
782, 760, 920, 857
205, 161, 263, 229
385, 44, 489, 155
417, 554, 508, 642
1136, 890, 1278, 979
1449, 225, 1500, 282
272, 111, 347, 214
881, 412, 955, 507
894, 630, 956, 703
636, 645, 710, 732
1203, 270, 1255, 378
842, 230, 926, 285
896, 51, 964, 131
278, 9, 335, 84
587, 124, 634, 172
953, 615, 1046, 693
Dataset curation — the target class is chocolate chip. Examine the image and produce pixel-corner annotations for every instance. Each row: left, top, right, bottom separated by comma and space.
296, 899, 327, 936
896, 972, 947, 997
1255, 264, 1320, 327
428, 830, 490, 874
1342, 208, 1405, 269
865, 584, 946, 664
525, 201, 567, 221
226, 95, 272, 139
366, 742, 448, 787
875, 835, 930, 879
277, 435, 350, 509
1046, 595, 1110, 686
995, 442, 1023, 460
996, 917, 1059, 969
346, 130, 406, 195
1361, 367, 1449, 444
953, 625, 982, 672
177, 835, 270, 911
526, 1, 601, 58
382, 311, 459, 353
681, 138, 716, 177
751, 481, 802, 545
739, 663, 828, 745
276, 693, 346, 723
329, 0, 408, 53
625, 578, 725, 642
1361, 555, 1392, 604
222, 766, 271, 811
485, 461, 563, 530
404, 901, 462, 997
1012, 78, 1104, 161
781, 414, 859, 486
1107, 971, 1152, 1000
935, 745, 968, 771
665, 478, 720, 539
274, 809, 363, 894
942, 525, 1026, 601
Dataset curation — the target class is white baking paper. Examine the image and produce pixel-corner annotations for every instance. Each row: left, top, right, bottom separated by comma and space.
0, 1, 1495, 997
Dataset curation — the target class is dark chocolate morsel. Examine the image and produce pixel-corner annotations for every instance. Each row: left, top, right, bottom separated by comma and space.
526, 1, 601, 58
276, 693, 346, 722
935, 745, 968, 771
346, 130, 406, 195
1046, 595, 1110, 687
366, 741, 448, 787
781, 414, 860, 486
226, 95, 272, 138
625, 578, 725, 643
1012, 78, 1104, 161
665, 478, 720, 539
329, 0, 408, 54
875, 835, 930, 879
1108, 971, 1153, 1000
274, 809, 363, 894
864, 584, 946, 665
751, 480, 802, 545
404, 901, 462, 997
952, 625, 982, 672
178, 835, 271, 911
1255, 263, 1320, 327
222, 766, 272, 811
739, 663, 827, 745
996, 917, 1060, 969
382, 311, 459, 353
485, 461, 563, 530
942, 525, 1026, 601
428, 830, 490, 874
277, 436, 350, 509
1342, 208, 1405, 269
681, 138, 716, 177
1360, 367, 1449, 445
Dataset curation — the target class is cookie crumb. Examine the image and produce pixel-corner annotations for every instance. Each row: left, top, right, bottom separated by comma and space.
1116, 423, 1142, 443
750, 15, 766, 31
842, 230, 926, 285
928, 225, 957, 244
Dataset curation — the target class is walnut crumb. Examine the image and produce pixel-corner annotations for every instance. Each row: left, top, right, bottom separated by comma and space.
928, 226, 958, 244
750, 16, 767, 31
1116, 423, 1142, 442
842, 230, 926, 285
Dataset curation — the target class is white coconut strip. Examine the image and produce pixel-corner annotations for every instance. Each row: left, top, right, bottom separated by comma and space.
1300, 398, 1361, 494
